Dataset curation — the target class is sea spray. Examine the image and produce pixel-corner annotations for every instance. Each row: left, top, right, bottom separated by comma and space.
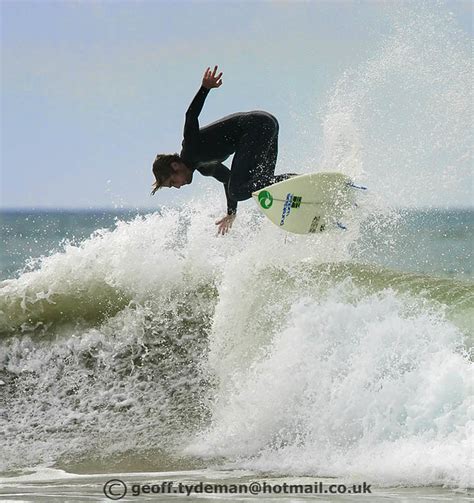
316, 0, 472, 283
318, 1, 471, 209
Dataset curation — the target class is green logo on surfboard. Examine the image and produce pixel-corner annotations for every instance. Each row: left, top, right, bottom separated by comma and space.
258, 190, 273, 209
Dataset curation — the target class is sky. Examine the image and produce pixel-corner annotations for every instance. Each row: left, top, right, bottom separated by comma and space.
1, 0, 472, 210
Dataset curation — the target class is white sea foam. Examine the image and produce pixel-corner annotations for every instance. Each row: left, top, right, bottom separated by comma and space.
187, 281, 471, 488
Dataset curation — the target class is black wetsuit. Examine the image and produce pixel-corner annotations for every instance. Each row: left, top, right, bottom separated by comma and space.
180, 86, 292, 215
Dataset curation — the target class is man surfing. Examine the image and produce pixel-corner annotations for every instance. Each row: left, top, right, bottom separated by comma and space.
151, 65, 294, 234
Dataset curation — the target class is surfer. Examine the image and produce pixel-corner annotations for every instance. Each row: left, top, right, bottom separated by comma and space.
151, 65, 294, 235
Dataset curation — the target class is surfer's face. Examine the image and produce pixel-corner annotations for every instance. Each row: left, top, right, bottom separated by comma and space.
166, 162, 192, 189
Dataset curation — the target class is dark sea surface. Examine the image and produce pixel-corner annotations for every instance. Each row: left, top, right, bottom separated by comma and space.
1, 208, 472, 281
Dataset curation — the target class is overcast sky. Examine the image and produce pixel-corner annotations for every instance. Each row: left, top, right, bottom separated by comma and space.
1, 1, 472, 210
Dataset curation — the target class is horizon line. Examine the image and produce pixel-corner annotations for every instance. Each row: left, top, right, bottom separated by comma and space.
1, 205, 473, 213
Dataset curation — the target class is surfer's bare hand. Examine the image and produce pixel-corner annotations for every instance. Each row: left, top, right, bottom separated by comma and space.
202, 66, 223, 89
215, 213, 235, 235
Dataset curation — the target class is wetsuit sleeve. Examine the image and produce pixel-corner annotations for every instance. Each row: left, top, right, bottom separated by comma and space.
183, 86, 210, 141
198, 163, 238, 215
213, 164, 238, 215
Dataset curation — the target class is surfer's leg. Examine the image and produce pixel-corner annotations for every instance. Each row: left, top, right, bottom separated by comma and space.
228, 112, 291, 201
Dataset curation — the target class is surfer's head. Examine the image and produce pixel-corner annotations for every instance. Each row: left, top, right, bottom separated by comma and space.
151, 154, 193, 194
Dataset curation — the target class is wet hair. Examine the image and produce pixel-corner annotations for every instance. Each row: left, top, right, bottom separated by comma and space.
151, 153, 181, 195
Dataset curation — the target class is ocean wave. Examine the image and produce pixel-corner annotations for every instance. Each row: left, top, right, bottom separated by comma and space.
0, 180, 472, 488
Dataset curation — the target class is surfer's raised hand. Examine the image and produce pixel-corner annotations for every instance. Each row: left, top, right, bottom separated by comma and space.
202, 66, 223, 89
215, 213, 235, 235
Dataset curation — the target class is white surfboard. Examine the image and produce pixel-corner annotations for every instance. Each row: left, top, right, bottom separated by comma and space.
252, 172, 362, 234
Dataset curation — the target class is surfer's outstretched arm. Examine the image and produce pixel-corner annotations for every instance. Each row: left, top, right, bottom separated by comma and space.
183, 86, 209, 140
183, 66, 223, 141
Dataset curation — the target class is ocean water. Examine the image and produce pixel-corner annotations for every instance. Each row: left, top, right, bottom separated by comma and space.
1, 2, 473, 502
0, 205, 472, 501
